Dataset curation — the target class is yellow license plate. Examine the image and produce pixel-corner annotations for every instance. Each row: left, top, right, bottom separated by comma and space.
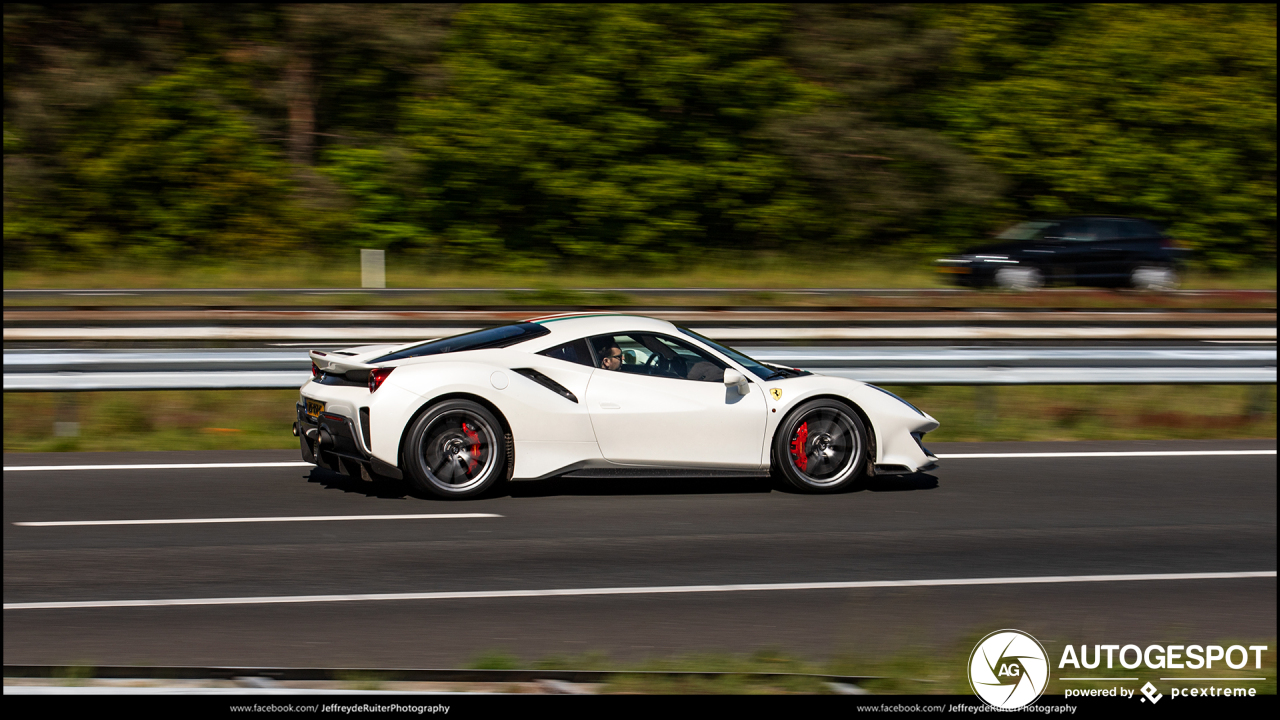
305, 399, 325, 418
936, 266, 971, 274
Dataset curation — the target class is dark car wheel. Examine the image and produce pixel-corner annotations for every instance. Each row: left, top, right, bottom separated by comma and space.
772, 399, 868, 493
403, 400, 507, 499
1130, 265, 1179, 291
994, 266, 1044, 290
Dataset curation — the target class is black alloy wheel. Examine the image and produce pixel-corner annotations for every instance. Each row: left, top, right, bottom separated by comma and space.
773, 399, 868, 493
404, 399, 508, 499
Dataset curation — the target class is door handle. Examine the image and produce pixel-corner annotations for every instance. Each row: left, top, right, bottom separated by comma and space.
600, 402, 621, 409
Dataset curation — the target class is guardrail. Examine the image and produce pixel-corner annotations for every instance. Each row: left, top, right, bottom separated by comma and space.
5, 347, 1275, 390
5, 308, 1274, 344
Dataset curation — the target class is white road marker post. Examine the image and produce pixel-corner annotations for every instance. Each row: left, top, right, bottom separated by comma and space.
361, 249, 386, 289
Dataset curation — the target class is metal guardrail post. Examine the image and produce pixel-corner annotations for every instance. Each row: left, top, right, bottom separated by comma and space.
1246, 385, 1274, 419
976, 386, 999, 427
54, 394, 79, 438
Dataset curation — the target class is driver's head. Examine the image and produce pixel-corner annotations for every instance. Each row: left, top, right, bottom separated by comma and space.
600, 341, 623, 371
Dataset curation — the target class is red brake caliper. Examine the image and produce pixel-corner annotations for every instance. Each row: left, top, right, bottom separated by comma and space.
789, 421, 809, 472
461, 422, 481, 474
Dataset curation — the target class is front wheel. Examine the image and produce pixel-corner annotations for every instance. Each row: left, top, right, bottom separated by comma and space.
772, 399, 868, 493
994, 266, 1044, 291
403, 400, 508, 499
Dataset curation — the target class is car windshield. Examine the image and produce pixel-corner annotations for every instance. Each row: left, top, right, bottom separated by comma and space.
677, 327, 784, 380
996, 221, 1057, 241
372, 323, 550, 363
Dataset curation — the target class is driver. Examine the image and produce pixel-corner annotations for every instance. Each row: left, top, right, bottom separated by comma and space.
599, 341, 623, 371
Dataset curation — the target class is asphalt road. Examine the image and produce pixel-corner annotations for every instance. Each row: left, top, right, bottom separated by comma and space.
4, 440, 1275, 668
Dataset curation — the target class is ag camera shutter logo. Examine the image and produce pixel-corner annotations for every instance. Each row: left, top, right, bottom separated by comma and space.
968, 629, 1050, 709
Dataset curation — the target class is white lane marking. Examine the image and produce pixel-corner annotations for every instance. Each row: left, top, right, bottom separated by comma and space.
14, 513, 501, 527
4, 571, 1273, 611
937, 450, 1276, 459
5, 450, 1275, 473
4, 462, 315, 472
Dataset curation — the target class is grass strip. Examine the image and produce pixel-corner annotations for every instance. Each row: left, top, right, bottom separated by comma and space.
457, 638, 1276, 694
5, 257, 1275, 310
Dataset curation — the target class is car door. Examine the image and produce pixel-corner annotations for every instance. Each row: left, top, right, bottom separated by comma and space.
1089, 218, 1140, 280
583, 332, 769, 468
1041, 218, 1102, 281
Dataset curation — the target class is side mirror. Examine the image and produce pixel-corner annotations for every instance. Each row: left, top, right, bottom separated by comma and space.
723, 368, 750, 395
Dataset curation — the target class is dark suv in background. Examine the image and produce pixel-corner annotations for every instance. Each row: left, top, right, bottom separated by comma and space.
935, 216, 1190, 290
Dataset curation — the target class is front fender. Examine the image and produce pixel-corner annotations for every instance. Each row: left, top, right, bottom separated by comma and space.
759, 375, 938, 466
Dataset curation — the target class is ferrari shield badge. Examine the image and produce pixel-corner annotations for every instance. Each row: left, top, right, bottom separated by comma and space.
769, 388, 783, 401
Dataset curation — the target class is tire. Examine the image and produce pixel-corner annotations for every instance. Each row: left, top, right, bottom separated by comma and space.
772, 399, 868, 493
402, 399, 508, 499
1130, 265, 1179, 291
994, 266, 1044, 291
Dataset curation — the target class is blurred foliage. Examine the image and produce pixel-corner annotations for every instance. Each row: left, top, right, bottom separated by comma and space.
767, 5, 1004, 255
927, 4, 1277, 268
326, 4, 825, 268
3, 4, 1275, 270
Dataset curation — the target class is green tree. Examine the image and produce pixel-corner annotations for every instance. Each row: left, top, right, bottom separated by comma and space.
51, 59, 303, 262
3, 4, 456, 266
326, 4, 825, 268
766, 4, 1003, 254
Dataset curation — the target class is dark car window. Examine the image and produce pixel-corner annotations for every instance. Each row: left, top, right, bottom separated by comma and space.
1129, 220, 1162, 239
1050, 219, 1097, 242
372, 323, 550, 363
996, 221, 1058, 241
1094, 219, 1132, 241
538, 338, 595, 367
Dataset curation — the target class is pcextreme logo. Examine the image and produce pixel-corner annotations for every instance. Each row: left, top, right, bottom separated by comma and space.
969, 629, 1050, 709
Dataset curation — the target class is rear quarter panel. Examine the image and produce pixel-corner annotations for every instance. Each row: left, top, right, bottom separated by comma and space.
368, 350, 601, 478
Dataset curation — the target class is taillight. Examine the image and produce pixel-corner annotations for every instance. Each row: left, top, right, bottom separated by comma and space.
369, 367, 395, 393
311, 362, 320, 379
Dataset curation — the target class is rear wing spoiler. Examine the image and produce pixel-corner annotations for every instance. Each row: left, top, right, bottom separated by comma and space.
309, 350, 374, 376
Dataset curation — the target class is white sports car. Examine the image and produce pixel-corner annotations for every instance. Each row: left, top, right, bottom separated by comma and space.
295, 313, 939, 498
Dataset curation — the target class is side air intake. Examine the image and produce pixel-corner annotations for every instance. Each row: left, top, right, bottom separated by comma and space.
513, 369, 578, 403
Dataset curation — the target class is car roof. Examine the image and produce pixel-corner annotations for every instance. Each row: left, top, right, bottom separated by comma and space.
520, 313, 683, 349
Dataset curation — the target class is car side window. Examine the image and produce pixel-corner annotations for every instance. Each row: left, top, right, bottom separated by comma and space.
538, 338, 595, 367
1055, 219, 1097, 242
1095, 219, 1129, 241
1130, 220, 1161, 239
588, 334, 650, 371
649, 334, 729, 382
590, 333, 728, 382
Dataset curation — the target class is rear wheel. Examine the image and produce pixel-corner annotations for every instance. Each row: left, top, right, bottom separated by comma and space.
1130, 265, 1179, 291
772, 399, 868, 493
403, 400, 507, 499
